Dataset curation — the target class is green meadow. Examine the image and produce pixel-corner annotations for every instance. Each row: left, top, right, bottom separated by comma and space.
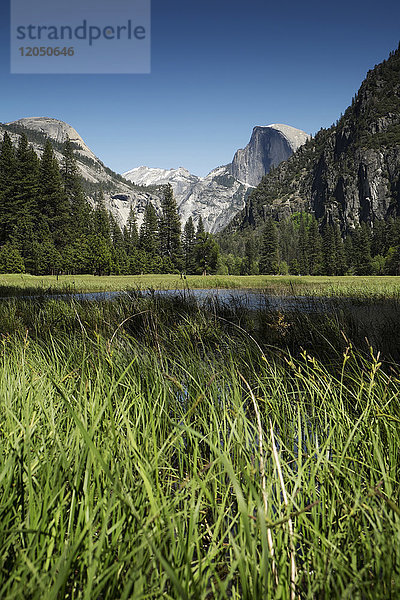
0, 288, 400, 598
2, 273, 400, 297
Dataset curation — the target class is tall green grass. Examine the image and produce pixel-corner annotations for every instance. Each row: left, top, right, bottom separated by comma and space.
0, 295, 399, 598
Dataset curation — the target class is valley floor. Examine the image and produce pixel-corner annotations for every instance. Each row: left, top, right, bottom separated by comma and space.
2, 273, 400, 297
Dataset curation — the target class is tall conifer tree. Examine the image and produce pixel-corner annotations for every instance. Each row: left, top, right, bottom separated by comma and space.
259, 217, 279, 274
0, 133, 16, 244
159, 184, 182, 270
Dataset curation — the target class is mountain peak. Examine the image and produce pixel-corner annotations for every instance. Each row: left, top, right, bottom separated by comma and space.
229, 123, 309, 186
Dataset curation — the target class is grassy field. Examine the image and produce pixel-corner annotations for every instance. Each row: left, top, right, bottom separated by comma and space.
2, 273, 400, 297
0, 294, 400, 598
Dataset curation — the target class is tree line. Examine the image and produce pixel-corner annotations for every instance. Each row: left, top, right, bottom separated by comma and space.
2, 131, 400, 277
238, 213, 400, 276
0, 132, 220, 275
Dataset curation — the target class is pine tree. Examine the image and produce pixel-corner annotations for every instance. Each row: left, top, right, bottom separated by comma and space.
241, 238, 258, 275
124, 206, 139, 253
298, 213, 309, 274
0, 242, 25, 273
183, 217, 196, 273
0, 133, 16, 244
307, 218, 324, 275
333, 224, 346, 275
194, 231, 220, 275
322, 224, 337, 275
196, 216, 205, 238
278, 218, 297, 267
139, 203, 159, 257
12, 135, 40, 268
371, 219, 387, 256
39, 140, 69, 246
92, 192, 111, 240
62, 137, 90, 239
110, 214, 128, 274
159, 184, 182, 270
352, 224, 373, 275
259, 218, 279, 274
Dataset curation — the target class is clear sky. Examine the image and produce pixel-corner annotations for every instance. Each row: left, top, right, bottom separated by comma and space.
1, 0, 400, 177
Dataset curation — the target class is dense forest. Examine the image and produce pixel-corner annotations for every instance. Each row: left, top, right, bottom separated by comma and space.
0, 132, 220, 276
2, 130, 400, 276
221, 213, 400, 276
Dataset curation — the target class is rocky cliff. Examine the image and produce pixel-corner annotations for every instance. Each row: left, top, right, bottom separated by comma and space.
1, 117, 306, 234
124, 124, 308, 232
232, 44, 400, 233
229, 124, 309, 186
0, 117, 164, 229
123, 164, 253, 233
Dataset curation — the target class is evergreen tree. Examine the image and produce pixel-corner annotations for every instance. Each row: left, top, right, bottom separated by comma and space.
183, 217, 196, 273
241, 238, 258, 275
371, 219, 387, 257
352, 224, 373, 275
12, 135, 40, 268
62, 137, 90, 239
39, 140, 69, 246
196, 216, 205, 238
298, 213, 309, 274
92, 192, 111, 240
159, 184, 182, 270
139, 203, 159, 257
278, 218, 297, 267
259, 218, 279, 274
0, 133, 16, 244
124, 206, 139, 254
322, 224, 337, 275
0, 242, 25, 273
333, 224, 346, 275
344, 235, 354, 273
110, 214, 128, 274
194, 231, 220, 275
307, 218, 324, 275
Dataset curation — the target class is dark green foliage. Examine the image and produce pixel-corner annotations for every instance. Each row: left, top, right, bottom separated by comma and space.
241, 238, 259, 275
0, 243, 24, 273
298, 213, 309, 274
39, 140, 69, 244
124, 206, 139, 251
259, 218, 279, 274
159, 184, 183, 270
9, 136, 41, 272
307, 218, 324, 275
62, 137, 90, 239
194, 231, 220, 275
0, 133, 16, 245
0, 128, 226, 276
223, 44, 400, 257
351, 224, 373, 275
183, 216, 196, 273
140, 202, 159, 256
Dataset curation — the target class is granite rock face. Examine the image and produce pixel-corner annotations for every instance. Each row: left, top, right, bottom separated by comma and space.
0, 117, 164, 229
235, 47, 400, 233
124, 124, 308, 232
0, 117, 308, 234
230, 124, 310, 187
123, 165, 253, 233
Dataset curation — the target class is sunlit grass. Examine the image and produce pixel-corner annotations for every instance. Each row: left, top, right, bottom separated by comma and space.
2, 273, 400, 297
0, 296, 399, 598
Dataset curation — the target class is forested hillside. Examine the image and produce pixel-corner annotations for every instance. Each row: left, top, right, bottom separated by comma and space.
0, 133, 219, 275
218, 43, 400, 275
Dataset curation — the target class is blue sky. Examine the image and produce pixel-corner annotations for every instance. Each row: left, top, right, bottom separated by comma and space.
1, 0, 400, 177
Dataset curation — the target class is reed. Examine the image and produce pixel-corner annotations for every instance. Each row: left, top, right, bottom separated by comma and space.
0, 294, 399, 598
